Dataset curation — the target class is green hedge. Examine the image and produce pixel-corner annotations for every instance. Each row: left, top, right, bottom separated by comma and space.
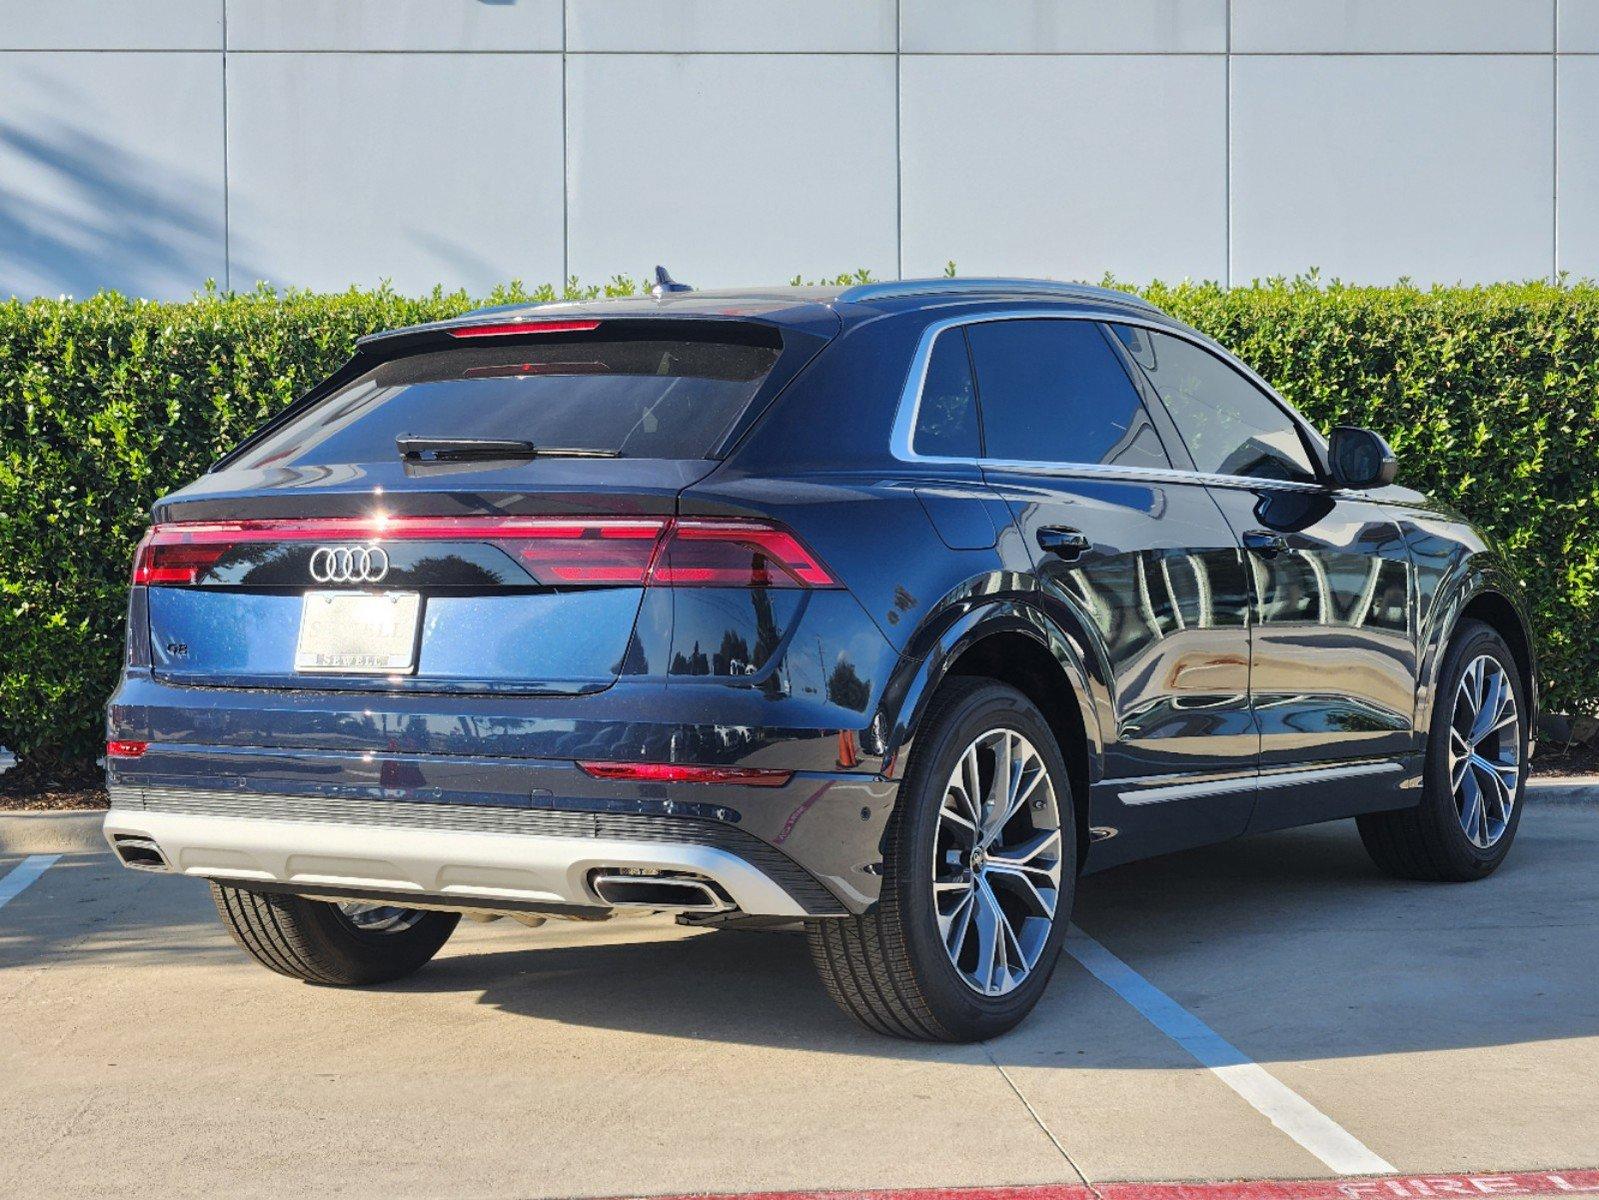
2, 275, 1595, 779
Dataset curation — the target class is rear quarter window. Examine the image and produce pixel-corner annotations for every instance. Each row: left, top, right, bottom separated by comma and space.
236, 323, 783, 468
912, 329, 981, 458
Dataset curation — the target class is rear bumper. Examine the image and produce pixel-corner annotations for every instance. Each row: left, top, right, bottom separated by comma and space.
105, 773, 894, 916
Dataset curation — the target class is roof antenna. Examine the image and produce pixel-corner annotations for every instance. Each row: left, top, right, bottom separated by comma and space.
650, 265, 693, 298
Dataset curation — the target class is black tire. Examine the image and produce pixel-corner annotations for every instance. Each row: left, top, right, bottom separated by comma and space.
808, 678, 1077, 1042
1357, 619, 1529, 882
210, 883, 459, 985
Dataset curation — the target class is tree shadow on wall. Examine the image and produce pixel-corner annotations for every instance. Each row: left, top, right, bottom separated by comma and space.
0, 116, 249, 300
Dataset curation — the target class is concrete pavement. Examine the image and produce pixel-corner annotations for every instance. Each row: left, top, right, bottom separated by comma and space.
2, 787, 1596, 1198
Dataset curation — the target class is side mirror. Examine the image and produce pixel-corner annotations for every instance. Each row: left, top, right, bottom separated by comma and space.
1328, 425, 1397, 490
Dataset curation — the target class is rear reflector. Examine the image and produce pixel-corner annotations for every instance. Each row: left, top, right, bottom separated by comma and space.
106, 740, 149, 759
448, 320, 601, 339
131, 516, 836, 590
579, 761, 793, 787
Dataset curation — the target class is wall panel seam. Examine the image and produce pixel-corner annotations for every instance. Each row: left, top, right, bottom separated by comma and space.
895, 0, 902, 279
563, 0, 570, 287
222, 0, 230, 291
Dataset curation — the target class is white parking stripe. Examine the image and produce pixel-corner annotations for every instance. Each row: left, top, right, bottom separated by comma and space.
0, 854, 60, 911
1065, 926, 1395, 1177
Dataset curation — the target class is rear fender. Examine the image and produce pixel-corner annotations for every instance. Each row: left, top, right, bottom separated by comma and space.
875, 586, 1107, 790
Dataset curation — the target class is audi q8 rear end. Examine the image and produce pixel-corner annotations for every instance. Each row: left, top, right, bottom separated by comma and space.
107, 290, 923, 999
108, 278, 1530, 1042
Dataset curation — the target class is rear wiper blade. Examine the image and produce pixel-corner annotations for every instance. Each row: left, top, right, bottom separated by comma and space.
395, 436, 620, 462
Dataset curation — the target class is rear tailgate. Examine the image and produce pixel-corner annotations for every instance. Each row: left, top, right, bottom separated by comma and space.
139, 318, 813, 695
144, 462, 703, 693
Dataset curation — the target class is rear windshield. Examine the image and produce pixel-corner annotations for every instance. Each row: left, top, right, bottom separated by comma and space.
235, 323, 783, 467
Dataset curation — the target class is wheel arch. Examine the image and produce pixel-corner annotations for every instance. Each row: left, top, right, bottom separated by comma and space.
1418, 570, 1539, 748
1459, 591, 1535, 714
877, 598, 1107, 871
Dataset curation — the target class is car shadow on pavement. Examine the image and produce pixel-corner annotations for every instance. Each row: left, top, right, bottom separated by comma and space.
380, 812, 1599, 1067
0, 852, 242, 972
8, 811, 1596, 1068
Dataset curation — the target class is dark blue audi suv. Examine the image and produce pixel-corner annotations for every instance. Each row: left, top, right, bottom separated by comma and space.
105, 278, 1535, 1041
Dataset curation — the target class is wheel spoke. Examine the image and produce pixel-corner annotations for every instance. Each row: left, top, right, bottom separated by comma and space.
985, 827, 1062, 876
939, 803, 978, 836
1469, 670, 1507, 744
1457, 768, 1484, 847
939, 889, 976, 962
991, 731, 1014, 825
985, 861, 1058, 920
1481, 708, 1519, 740
1466, 656, 1487, 717
971, 881, 1004, 994
991, 760, 1045, 845
994, 888, 1028, 977
980, 881, 1026, 991
960, 745, 983, 826
1473, 753, 1518, 818
1471, 760, 1506, 824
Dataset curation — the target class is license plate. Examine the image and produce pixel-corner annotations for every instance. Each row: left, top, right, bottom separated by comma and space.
294, 591, 422, 674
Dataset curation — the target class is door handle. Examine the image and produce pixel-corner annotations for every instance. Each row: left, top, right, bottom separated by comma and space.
1037, 526, 1091, 561
1242, 529, 1289, 557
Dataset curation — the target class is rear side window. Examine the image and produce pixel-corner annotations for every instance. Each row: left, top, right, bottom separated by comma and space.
235, 323, 783, 468
965, 319, 1171, 470
912, 329, 981, 458
1110, 325, 1317, 483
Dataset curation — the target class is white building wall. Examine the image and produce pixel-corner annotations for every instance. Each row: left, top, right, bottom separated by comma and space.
0, 0, 1591, 299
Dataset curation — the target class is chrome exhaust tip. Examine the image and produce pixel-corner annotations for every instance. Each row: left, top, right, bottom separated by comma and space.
589, 871, 731, 913
111, 835, 170, 872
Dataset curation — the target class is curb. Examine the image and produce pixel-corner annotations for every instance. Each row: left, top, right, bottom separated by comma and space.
1525, 778, 1599, 806
0, 810, 106, 857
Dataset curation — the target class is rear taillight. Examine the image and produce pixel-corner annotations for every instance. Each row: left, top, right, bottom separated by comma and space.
509, 519, 668, 586
131, 532, 229, 585
129, 516, 836, 589
106, 740, 148, 759
578, 761, 793, 787
654, 521, 837, 588
511, 519, 836, 588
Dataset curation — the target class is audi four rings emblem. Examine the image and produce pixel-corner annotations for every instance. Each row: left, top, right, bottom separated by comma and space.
309, 544, 390, 584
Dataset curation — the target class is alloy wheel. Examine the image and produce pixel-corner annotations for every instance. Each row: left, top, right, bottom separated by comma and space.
932, 728, 1064, 996
1448, 654, 1521, 849
336, 902, 429, 934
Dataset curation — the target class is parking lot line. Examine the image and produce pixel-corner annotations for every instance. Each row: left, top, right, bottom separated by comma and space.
1064, 926, 1395, 1177
0, 854, 58, 912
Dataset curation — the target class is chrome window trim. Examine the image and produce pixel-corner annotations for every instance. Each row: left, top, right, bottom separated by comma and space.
890, 308, 1333, 496
1117, 759, 1403, 807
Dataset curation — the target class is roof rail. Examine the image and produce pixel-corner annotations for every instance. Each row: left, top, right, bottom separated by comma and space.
836, 277, 1160, 311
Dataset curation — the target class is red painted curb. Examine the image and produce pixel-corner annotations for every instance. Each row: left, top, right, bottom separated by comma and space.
616, 1169, 1599, 1200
